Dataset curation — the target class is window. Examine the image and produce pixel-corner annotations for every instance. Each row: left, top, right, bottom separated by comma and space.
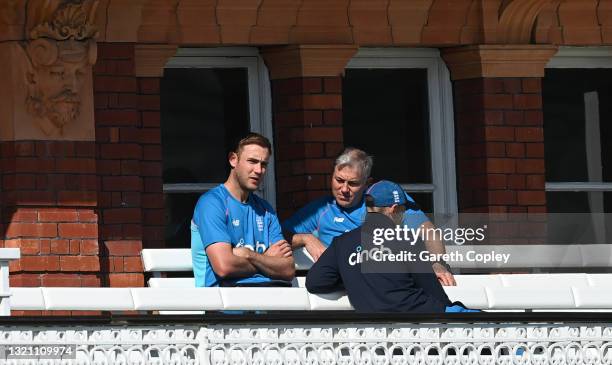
544, 47, 612, 244
161, 48, 274, 248
344, 48, 457, 214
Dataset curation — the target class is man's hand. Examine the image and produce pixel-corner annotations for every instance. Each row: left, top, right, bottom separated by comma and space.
304, 237, 327, 262
264, 241, 293, 258
247, 240, 295, 281
433, 262, 456, 286
285, 232, 328, 262
232, 246, 253, 259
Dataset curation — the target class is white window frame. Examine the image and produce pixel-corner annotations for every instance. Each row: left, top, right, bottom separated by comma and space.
346, 48, 457, 215
544, 47, 612, 195
162, 47, 276, 208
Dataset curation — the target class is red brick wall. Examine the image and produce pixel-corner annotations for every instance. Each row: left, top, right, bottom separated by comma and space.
0, 141, 100, 289
454, 77, 547, 214
93, 43, 164, 287
453, 77, 547, 244
272, 77, 345, 219
0, 140, 102, 314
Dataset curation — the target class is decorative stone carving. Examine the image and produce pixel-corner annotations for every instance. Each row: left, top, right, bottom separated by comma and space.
22, 0, 98, 137
498, 0, 563, 44
23, 38, 96, 136
29, 0, 98, 40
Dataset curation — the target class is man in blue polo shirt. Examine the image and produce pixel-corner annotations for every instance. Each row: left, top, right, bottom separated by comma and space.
283, 147, 456, 286
191, 133, 295, 287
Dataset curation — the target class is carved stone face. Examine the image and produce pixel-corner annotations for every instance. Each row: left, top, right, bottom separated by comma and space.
25, 39, 94, 136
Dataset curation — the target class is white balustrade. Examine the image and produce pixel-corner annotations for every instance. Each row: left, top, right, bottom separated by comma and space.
0, 248, 20, 316
0, 323, 611, 364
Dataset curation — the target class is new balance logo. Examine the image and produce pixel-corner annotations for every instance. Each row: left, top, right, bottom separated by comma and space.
232, 219, 240, 227
333, 217, 345, 223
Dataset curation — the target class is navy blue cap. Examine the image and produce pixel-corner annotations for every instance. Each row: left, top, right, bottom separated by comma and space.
365, 180, 408, 207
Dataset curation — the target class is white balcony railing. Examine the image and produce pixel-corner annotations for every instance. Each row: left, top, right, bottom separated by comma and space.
3, 247, 612, 364
0, 316, 612, 364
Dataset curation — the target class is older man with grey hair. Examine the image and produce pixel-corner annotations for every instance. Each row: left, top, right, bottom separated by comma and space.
282, 147, 456, 286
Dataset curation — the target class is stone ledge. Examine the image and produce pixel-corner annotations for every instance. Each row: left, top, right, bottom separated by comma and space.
442, 45, 559, 80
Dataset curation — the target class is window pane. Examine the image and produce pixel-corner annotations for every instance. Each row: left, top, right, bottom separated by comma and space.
343, 69, 432, 184
161, 68, 250, 184
406, 192, 433, 214
543, 69, 612, 182
546, 192, 612, 244
164, 193, 202, 248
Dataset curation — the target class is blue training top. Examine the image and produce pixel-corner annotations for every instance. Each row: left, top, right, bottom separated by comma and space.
191, 184, 284, 287
282, 194, 429, 246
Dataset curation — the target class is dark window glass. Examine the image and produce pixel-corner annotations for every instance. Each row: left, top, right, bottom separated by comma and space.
164, 193, 201, 248
543, 69, 612, 182
342, 69, 432, 184
407, 192, 433, 214
161, 68, 251, 248
161, 68, 250, 184
546, 191, 612, 214
546, 192, 612, 244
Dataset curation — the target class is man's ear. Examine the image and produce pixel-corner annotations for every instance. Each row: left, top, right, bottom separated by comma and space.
228, 151, 238, 168
390, 204, 403, 214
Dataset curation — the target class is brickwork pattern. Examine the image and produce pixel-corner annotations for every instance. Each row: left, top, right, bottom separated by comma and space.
93, 43, 163, 287
0, 140, 102, 315
454, 77, 546, 243
0, 141, 100, 287
273, 77, 344, 220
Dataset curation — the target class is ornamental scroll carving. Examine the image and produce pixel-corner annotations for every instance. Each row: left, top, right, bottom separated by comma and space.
23, 0, 98, 137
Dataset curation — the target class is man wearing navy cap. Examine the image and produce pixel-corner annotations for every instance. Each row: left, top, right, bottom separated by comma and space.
306, 180, 476, 313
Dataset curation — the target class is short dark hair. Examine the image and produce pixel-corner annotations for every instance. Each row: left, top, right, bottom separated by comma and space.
232, 132, 272, 155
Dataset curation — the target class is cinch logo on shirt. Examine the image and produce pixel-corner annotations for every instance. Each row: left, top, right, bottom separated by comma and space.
348, 244, 363, 266
256, 216, 264, 231
232, 219, 240, 227
333, 217, 345, 223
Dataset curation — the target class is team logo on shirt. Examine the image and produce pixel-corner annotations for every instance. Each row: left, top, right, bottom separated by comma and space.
333, 217, 345, 223
232, 219, 240, 227
348, 245, 363, 266
256, 216, 264, 231
236, 240, 267, 254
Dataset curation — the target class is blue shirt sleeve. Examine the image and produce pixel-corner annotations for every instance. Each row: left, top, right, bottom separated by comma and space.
402, 192, 429, 229
281, 197, 328, 235
193, 193, 231, 249
267, 207, 285, 244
